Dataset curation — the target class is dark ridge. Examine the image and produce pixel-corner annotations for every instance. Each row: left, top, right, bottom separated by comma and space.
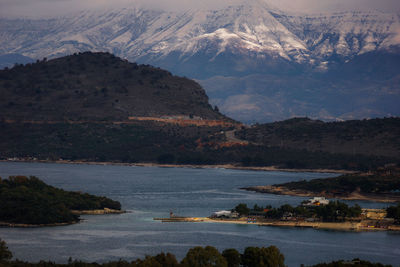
0, 52, 229, 121
236, 117, 400, 159
0, 175, 121, 225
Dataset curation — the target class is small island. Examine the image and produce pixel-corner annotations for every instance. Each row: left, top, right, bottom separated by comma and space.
0, 175, 123, 227
243, 166, 400, 203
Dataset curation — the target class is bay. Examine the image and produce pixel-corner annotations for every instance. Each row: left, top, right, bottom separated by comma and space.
0, 162, 398, 266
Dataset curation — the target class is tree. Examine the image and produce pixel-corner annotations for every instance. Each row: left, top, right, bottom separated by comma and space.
222, 248, 241, 267
242, 247, 261, 267
387, 203, 400, 224
242, 246, 285, 267
154, 252, 180, 267
259, 246, 285, 267
181, 246, 227, 267
234, 203, 250, 216
157, 153, 175, 164
0, 239, 12, 262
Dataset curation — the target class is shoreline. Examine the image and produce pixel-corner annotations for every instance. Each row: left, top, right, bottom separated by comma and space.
154, 217, 400, 232
0, 209, 125, 228
71, 208, 125, 215
243, 185, 400, 203
0, 221, 79, 228
0, 159, 353, 174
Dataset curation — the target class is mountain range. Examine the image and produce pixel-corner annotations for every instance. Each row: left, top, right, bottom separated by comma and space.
1, 0, 399, 122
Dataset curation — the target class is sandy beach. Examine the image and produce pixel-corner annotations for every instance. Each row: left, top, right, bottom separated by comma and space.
155, 217, 400, 232
0, 159, 353, 174
71, 208, 125, 215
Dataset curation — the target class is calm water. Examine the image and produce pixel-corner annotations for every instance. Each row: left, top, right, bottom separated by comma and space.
0, 162, 399, 266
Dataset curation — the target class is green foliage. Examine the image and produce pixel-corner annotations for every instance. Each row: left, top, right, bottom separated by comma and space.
0, 176, 121, 225
222, 249, 241, 267
234, 204, 250, 216
131, 253, 179, 267
0, 52, 226, 122
278, 169, 400, 195
0, 240, 388, 267
236, 117, 400, 161
0, 120, 395, 171
310, 258, 393, 267
314, 202, 361, 222
247, 201, 361, 222
157, 154, 175, 164
386, 203, 400, 223
242, 246, 285, 267
181, 246, 227, 267
0, 239, 12, 262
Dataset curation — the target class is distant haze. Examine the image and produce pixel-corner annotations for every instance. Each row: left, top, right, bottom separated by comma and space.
1, 0, 399, 18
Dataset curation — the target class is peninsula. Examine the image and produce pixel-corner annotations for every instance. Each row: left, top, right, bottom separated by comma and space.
243, 167, 400, 203
0, 175, 123, 227
154, 201, 400, 232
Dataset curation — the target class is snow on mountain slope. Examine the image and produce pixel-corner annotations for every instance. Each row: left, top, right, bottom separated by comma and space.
271, 11, 400, 64
1, 1, 398, 67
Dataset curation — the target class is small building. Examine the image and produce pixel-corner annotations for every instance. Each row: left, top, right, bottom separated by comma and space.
211, 210, 239, 218
281, 212, 296, 221
249, 210, 266, 217
303, 197, 330, 206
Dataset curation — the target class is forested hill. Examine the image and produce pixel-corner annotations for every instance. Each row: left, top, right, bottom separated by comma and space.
0, 176, 121, 225
0, 53, 398, 170
236, 117, 400, 159
0, 52, 228, 122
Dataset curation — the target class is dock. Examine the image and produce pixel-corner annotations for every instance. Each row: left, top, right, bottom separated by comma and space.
153, 217, 206, 223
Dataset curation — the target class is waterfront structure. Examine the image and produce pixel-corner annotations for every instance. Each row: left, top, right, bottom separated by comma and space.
211, 210, 239, 218
303, 197, 330, 206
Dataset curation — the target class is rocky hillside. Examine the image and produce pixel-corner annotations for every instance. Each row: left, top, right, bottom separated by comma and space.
0, 52, 227, 121
0, 53, 398, 171
236, 117, 400, 159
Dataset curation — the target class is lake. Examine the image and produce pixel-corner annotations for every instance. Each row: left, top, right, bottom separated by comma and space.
0, 162, 399, 266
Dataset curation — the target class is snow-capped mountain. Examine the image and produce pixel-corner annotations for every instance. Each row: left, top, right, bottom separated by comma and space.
1, 1, 399, 68
1, 0, 399, 122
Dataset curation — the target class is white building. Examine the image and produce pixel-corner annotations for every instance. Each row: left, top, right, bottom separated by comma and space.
303, 197, 330, 206
211, 210, 239, 218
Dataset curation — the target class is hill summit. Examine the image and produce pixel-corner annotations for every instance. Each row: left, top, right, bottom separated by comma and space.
0, 52, 227, 122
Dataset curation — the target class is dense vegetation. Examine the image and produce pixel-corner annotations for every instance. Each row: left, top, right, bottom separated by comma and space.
0, 238, 286, 267
276, 167, 400, 196
0, 238, 391, 267
310, 259, 393, 267
0, 121, 393, 171
0, 52, 227, 121
0, 239, 12, 263
0, 53, 398, 171
0, 176, 121, 225
234, 201, 362, 222
386, 203, 400, 224
236, 117, 400, 159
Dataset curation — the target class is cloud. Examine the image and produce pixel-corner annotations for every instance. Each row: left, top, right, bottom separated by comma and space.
0, 0, 399, 18
0, 0, 243, 17
267, 0, 400, 13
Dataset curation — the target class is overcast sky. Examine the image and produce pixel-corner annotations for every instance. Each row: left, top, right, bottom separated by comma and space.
1, 0, 399, 18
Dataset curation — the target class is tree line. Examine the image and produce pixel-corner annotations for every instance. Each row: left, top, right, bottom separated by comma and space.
0, 176, 121, 225
234, 201, 362, 222
0, 238, 392, 267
